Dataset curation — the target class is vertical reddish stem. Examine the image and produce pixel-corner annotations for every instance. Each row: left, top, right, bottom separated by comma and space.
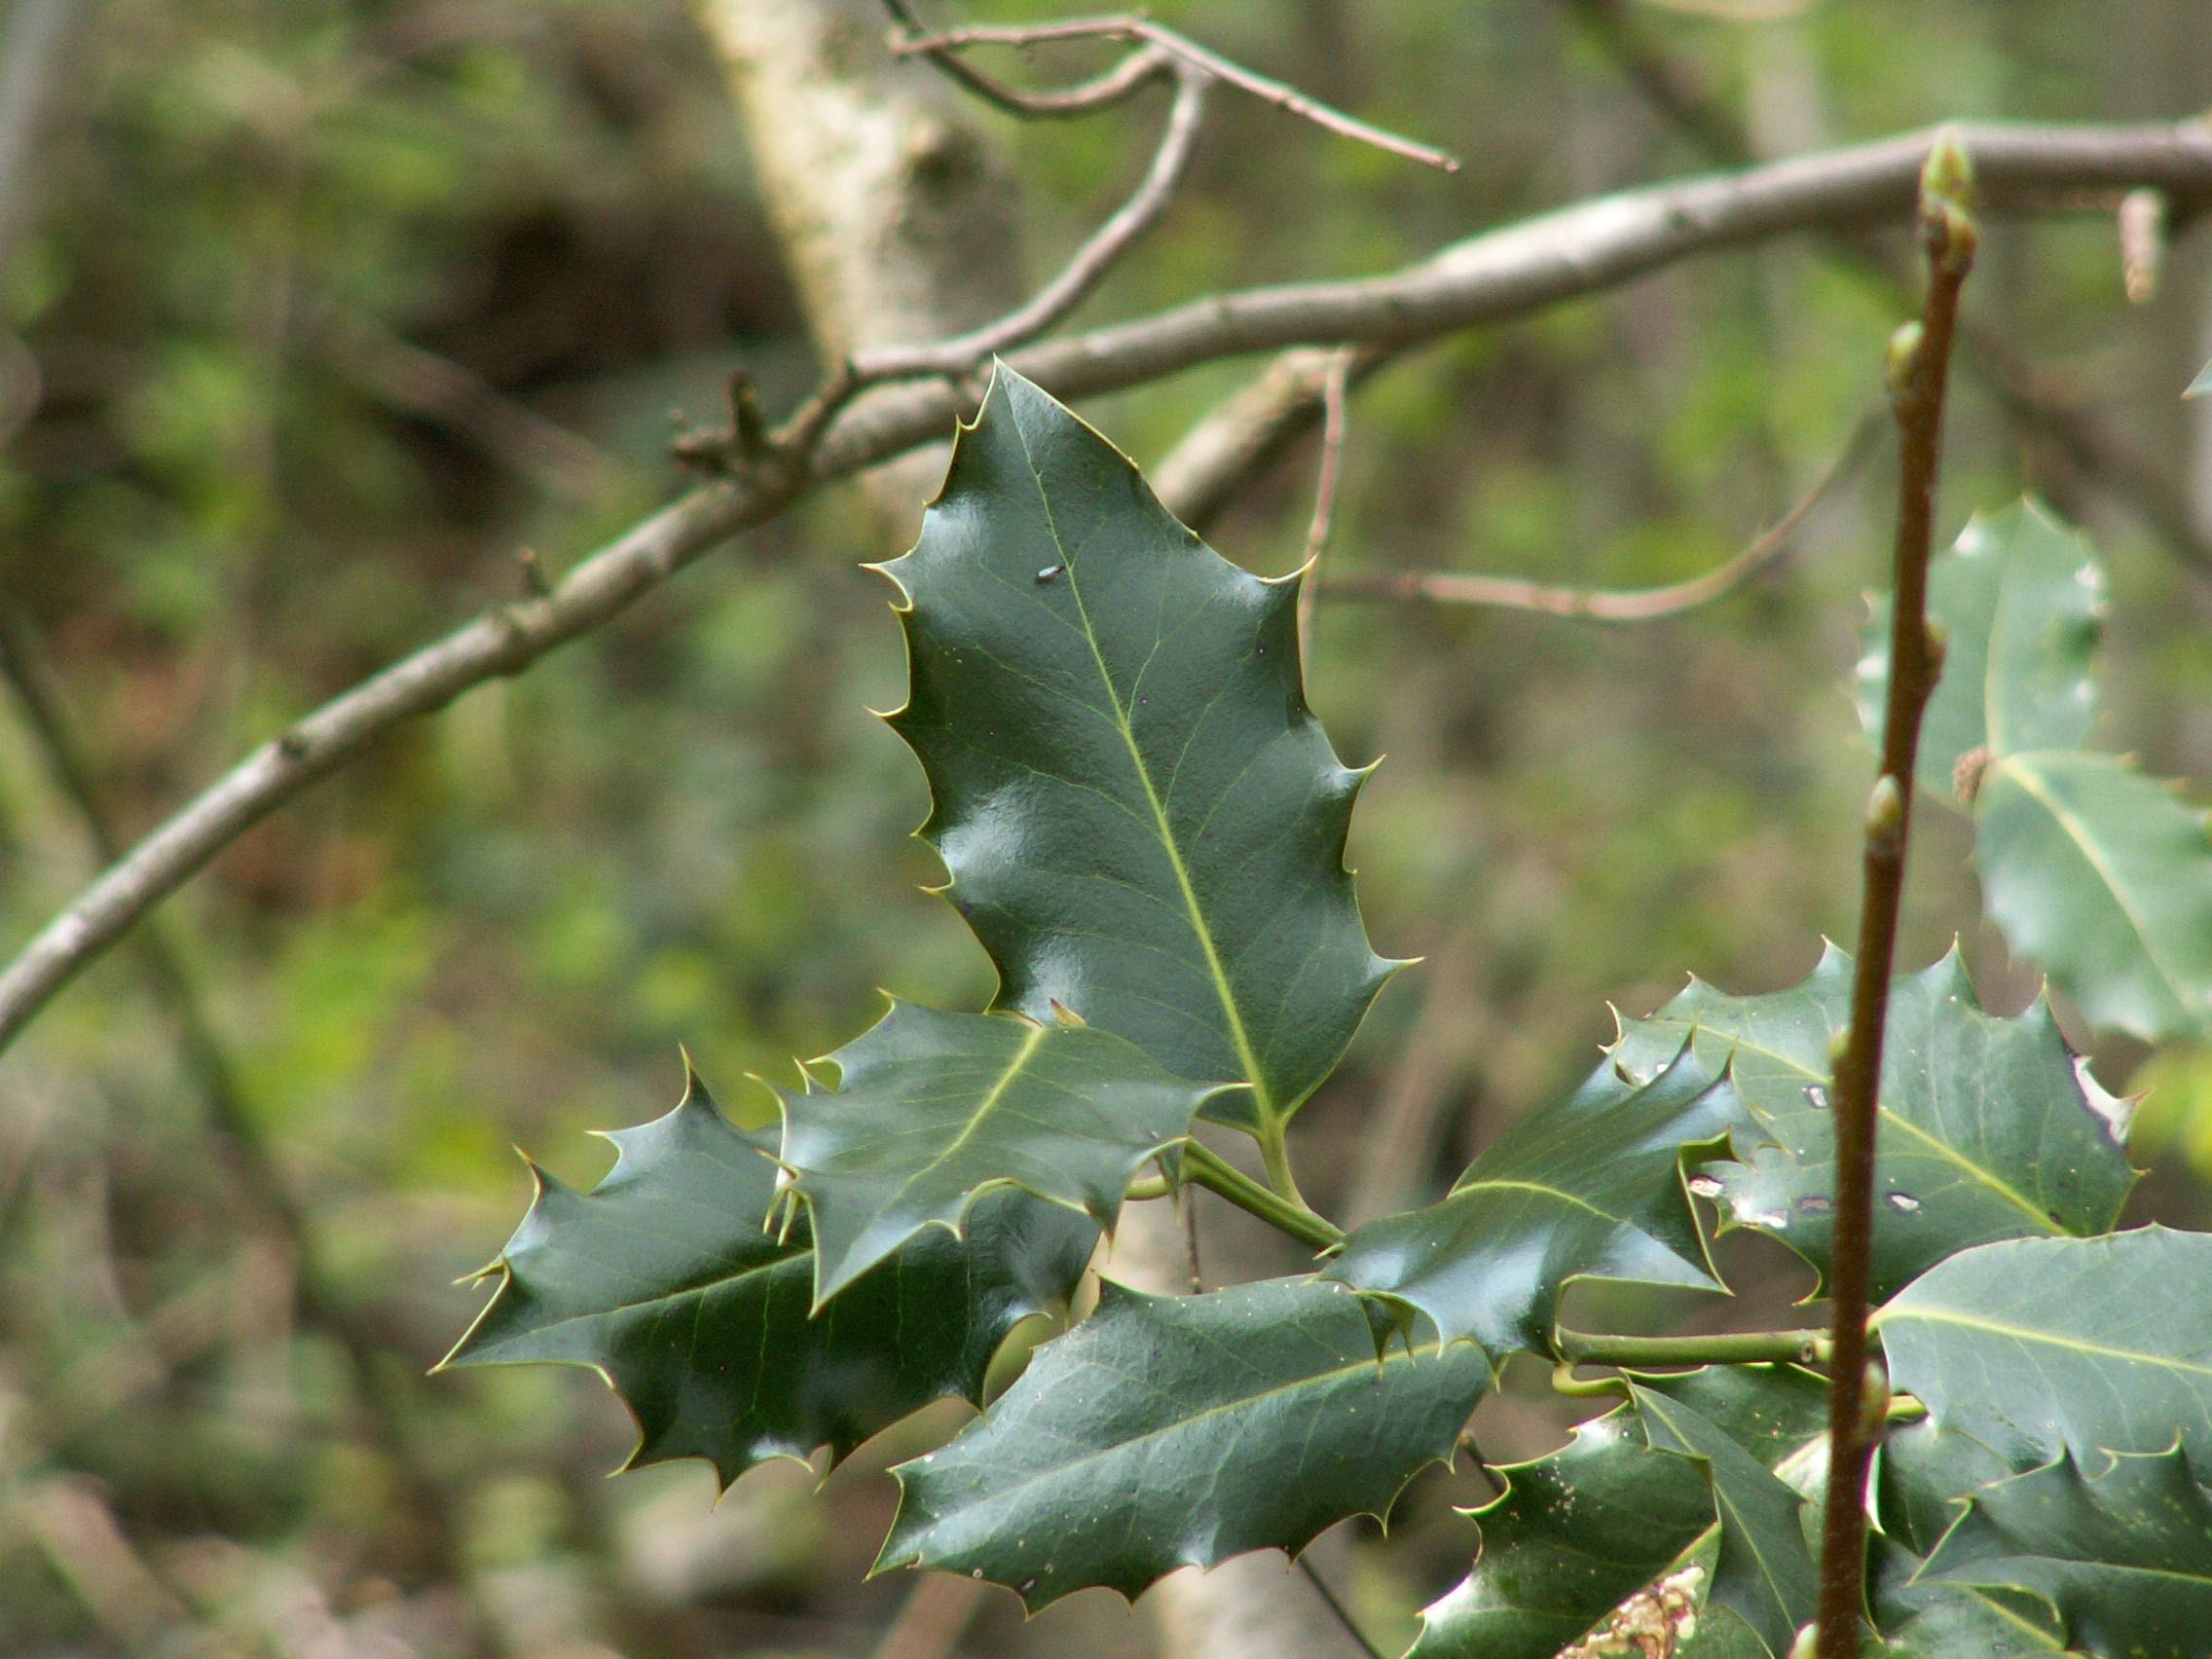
1813, 136, 1975, 1659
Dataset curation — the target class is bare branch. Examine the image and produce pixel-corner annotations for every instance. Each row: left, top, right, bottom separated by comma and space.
894, 14, 1461, 172
1150, 344, 1393, 530
856, 60, 1209, 381
5, 119, 2212, 1051
1567, 0, 2212, 573
882, 0, 1165, 118
1294, 349, 1351, 657
1323, 405, 1880, 620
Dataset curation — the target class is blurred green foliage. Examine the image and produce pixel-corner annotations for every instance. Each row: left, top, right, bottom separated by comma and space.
1, 1, 2208, 1654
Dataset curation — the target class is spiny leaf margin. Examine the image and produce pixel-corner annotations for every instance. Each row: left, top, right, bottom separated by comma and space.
869, 363, 1404, 1132
442, 1068, 1096, 1486
773, 999, 1228, 1307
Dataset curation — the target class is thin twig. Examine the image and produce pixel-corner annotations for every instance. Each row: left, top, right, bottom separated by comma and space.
4, 121, 2210, 1053
894, 15, 1460, 172
1152, 344, 1394, 534
753, 49, 1199, 465
1181, 1189, 1205, 1293
1325, 405, 1878, 620
1814, 137, 1974, 1659
1567, 0, 2212, 574
857, 60, 1207, 382
1295, 350, 1352, 660
869, 1570, 987, 1659
883, 0, 1165, 118
1296, 1556, 1388, 1659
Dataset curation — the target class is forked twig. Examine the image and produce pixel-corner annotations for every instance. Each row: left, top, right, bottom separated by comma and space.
860, 60, 1209, 383
7, 121, 2210, 1054
742, 42, 1210, 468
892, 13, 1460, 172
882, 0, 1165, 118
761, 4, 1457, 470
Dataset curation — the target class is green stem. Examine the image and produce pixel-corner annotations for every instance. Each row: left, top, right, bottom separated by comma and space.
1180, 1141, 1344, 1253
1557, 1326, 1830, 1370
1255, 1119, 1309, 1205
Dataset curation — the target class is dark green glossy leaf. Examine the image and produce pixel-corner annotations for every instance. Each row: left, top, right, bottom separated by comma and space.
1630, 1382, 1818, 1656
1617, 944, 2134, 1300
1918, 1446, 2212, 1658
1857, 498, 2212, 1043
1410, 1364, 1826, 1659
775, 1001, 1222, 1305
876, 1274, 1490, 1608
1879, 1419, 2025, 1560
1321, 1049, 1739, 1359
1976, 750, 2212, 1043
1873, 1426, 2070, 1655
442, 1076, 1096, 1484
876, 366, 1400, 1131
1872, 1536, 2067, 1658
1875, 1228, 2212, 1467
1857, 501, 2102, 802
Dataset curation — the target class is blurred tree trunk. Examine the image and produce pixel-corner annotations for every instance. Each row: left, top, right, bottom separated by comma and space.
691, 6, 1348, 1654
694, 0, 1022, 538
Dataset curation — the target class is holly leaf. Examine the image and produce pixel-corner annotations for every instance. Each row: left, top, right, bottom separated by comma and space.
775, 1001, 1225, 1305
1873, 1425, 2070, 1655
875, 1274, 1490, 1608
1976, 751, 2212, 1043
1409, 1364, 1827, 1659
1878, 1419, 2025, 1560
1918, 1445, 2212, 1658
2188, 359, 2212, 398
1856, 498, 2212, 1042
1875, 1228, 2212, 1467
1616, 944, 2134, 1301
875, 366, 1401, 1132
1872, 1537, 2067, 1658
1856, 501, 2103, 802
1321, 1048, 1740, 1359
1629, 1382, 1819, 1656
441, 1074, 1096, 1484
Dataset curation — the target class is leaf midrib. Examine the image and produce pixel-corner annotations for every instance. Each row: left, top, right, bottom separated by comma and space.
1987, 751, 2192, 1018
469, 1240, 796, 1354
1635, 1392, 1808, 1634
1872, 1305, 2212, 1380
1007, 413, 1277, 1122
900, 1021, 1051, 1188
899, 1317, 1475, 1540
1669, 1023, 2059, 1233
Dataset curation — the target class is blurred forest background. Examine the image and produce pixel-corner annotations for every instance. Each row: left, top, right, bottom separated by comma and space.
3, 1, 2211, 1655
